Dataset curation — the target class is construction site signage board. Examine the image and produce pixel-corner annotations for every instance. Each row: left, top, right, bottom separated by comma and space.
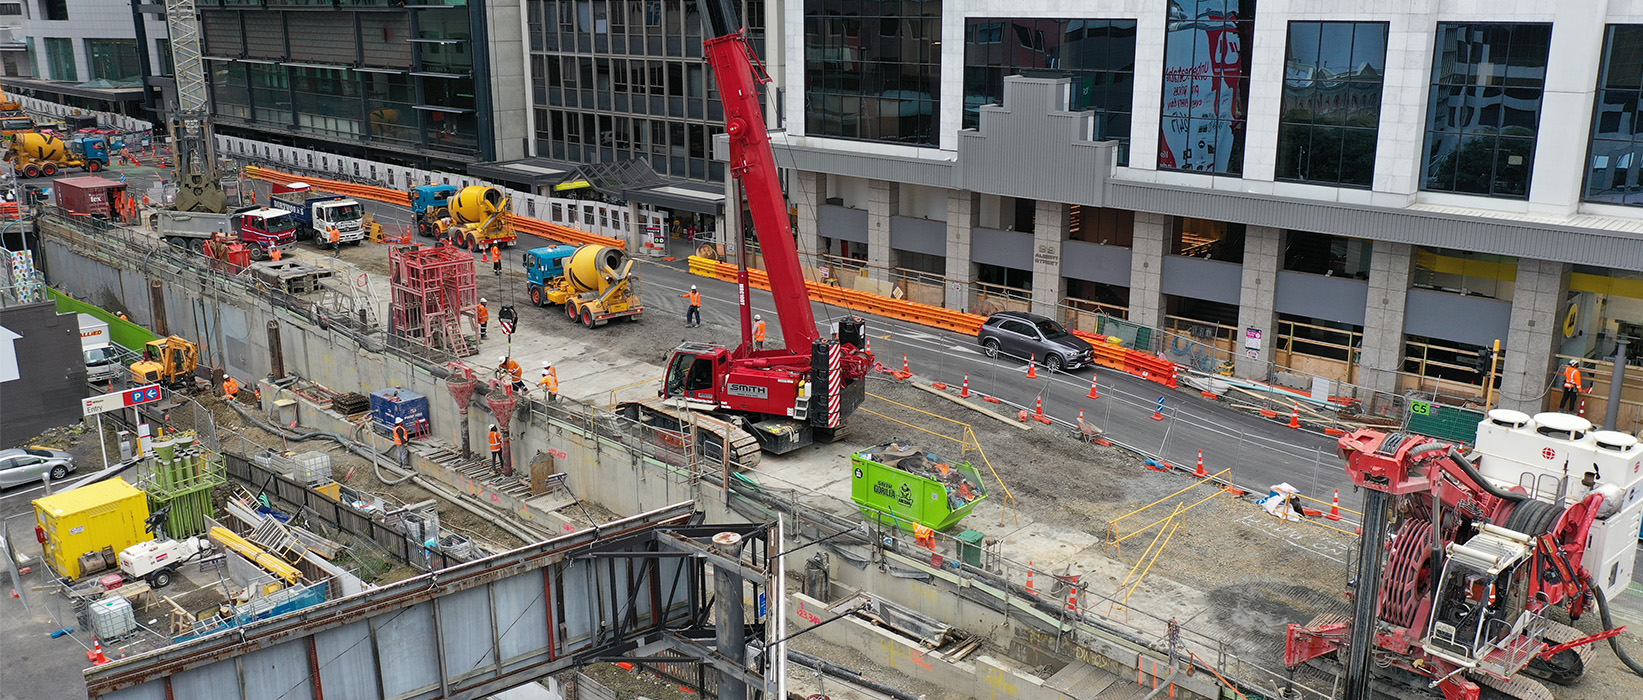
82, 384, 162, 416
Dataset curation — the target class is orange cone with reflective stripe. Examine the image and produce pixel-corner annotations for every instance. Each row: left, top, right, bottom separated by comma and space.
1288, 404, 1302, 429
1026, 355, 1039, 379
1087, 372, 1100, 399
87, 638, 109, 666
1194, 450, 1207, 478
1327, 489, 1343, 521
1025, 561, 1038, 597
960, 373, 971, 398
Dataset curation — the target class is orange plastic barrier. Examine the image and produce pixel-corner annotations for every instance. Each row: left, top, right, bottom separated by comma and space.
687, 256, 1178, 388
243, 167, 625, 250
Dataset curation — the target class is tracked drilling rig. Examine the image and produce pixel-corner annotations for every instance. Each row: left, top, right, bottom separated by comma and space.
1285, 410, 1643, 700
161, 0, 228, 213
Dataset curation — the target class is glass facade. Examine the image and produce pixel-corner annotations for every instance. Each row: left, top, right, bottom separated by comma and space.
1585, 25, 1643, 206
86, 40, 141, 82
804, 0, 941, 146
1421, 23, 1550, 199
201, 4, 485, 161
1275, 22, 1386, 188
963, 18, 1136, 164
1158, 0, 1255, 175
45, 37, 75, 81
528, 0, 763, 183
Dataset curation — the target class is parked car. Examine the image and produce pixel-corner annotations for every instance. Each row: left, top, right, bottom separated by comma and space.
0, 447, 78, 488
977, 311, 1095, 371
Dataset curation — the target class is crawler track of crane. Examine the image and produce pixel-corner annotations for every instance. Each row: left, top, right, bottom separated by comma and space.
619, 396, 763, 469
1470, 670, 1554, 700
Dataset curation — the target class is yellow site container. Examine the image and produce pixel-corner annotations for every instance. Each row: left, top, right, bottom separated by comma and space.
33, 478, 153, 579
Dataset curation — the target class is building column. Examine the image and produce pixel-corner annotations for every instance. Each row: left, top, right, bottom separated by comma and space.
866, 180, 897, 282
1235, 226, 1286, 379
1031, 200, 1068, 318
1128, 212, 1170, 330
1497, 259, 1572, 414
944, 190, 979, 310
627, 202, 646, 253
1358, 241, 1414, 396
792, 170, 824, 265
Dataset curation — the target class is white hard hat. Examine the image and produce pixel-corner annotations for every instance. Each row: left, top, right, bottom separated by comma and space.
1569, 359, 1579, 366
489, 423, 496, 429
543, 361, 552, 367
499, 355, 508, 362
395, 417, 403, 423
480, 297, 487, 303
690, 285, 697, 290
755, 314, 762, 320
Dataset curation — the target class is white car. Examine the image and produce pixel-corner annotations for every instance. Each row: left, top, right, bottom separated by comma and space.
0, 447, 77, 488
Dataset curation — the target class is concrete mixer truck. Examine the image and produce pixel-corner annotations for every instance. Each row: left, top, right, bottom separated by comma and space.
443, 185, 517, 250
523, 244, 643, 328
5, 131, 111, 177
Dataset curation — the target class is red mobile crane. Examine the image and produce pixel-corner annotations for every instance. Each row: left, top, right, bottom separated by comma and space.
619, 1, 874, 468
1285, 422, 1643, 700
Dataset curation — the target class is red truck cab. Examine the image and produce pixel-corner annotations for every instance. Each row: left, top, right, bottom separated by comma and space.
228, 207, 298, 250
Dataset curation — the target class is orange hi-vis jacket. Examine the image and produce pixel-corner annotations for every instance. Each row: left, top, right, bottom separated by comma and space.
477, 304, 490, 323
538, 369, 559, 392
488, 429, 502, 453
393, 424, 409, 445
1563, 364, 1583, 390
753, 320, 766, 342
489, 245, 500, 263
501, 358, 522, 381
682, 290, 701, 307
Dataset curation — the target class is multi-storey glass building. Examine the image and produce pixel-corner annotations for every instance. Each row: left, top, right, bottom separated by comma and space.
195, 0, 526, 170
767, 0, 1643, 426
0, 0, 169, 117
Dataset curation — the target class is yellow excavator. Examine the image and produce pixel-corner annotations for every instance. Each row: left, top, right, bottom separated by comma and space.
130, 336, 200, 389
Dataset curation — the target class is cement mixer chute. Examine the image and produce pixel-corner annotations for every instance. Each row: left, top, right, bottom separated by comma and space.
523, 244, 643, 328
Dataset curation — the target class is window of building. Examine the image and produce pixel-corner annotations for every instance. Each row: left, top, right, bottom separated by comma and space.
210, 61, 252, 121
1158, 0, 1255, 175
1283, 231, 1372, 278
44, 37, 74, 81
1171, 217, 1244, 262
42, 0, 67, 21
977, 262, 1032, 292
156, 39, 174, 78
962, 18, 1136, 164
0, 5, 23, 16
293, 67, 363, 139
1585, 25, 1643, 206
1275, 22, 1386, 188
1412, 246, 1517, 300
804, 0, 941, 146
1068, 206, 1134, 246
86, 40, 140, 82
247, 63, 292, 125
1421, 23, 1550, 199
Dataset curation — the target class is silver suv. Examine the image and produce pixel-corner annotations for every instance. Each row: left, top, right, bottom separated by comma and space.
977, 311, 1095, 371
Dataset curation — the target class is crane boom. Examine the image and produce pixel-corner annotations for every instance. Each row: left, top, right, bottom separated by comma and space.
163, 0, 227, 213
701, 0, 816, 353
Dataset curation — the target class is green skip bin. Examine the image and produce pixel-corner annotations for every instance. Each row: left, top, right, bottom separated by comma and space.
851, 441, 987, 532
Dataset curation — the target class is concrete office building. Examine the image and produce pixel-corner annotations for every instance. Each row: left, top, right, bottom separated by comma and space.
196, 0, 527, 170
1, 0, 170, 116
761, 0, 1643, 416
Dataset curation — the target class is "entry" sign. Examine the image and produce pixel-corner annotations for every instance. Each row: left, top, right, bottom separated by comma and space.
82, 384, 163, 416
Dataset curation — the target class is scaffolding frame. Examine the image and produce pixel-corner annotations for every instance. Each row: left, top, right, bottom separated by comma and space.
389, 244, 478, 356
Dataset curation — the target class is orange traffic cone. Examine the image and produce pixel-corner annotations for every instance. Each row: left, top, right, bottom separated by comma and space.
959, 373, 971, 398
1033, 393, 1047, 420
1026, 355, 1039, 379
1326, 489, 1343, 521
865, 336, 872, 354
1288, 404, 1302, 429
87, 638, 110, 666
1025, 561, 1039, 597
1194, 450, 1207, 478
1087, 372, 1100, 399
902, 354, 911, 375
1578, 399, 1587, 418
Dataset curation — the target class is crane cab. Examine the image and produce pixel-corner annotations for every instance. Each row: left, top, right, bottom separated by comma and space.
662, 343, 731, 408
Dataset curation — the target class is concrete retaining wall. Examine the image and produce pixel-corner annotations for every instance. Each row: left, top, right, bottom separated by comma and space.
40, 222, 1232, 700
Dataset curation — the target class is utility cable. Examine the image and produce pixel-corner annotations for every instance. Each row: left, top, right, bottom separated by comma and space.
1588, 577, 1643, 678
